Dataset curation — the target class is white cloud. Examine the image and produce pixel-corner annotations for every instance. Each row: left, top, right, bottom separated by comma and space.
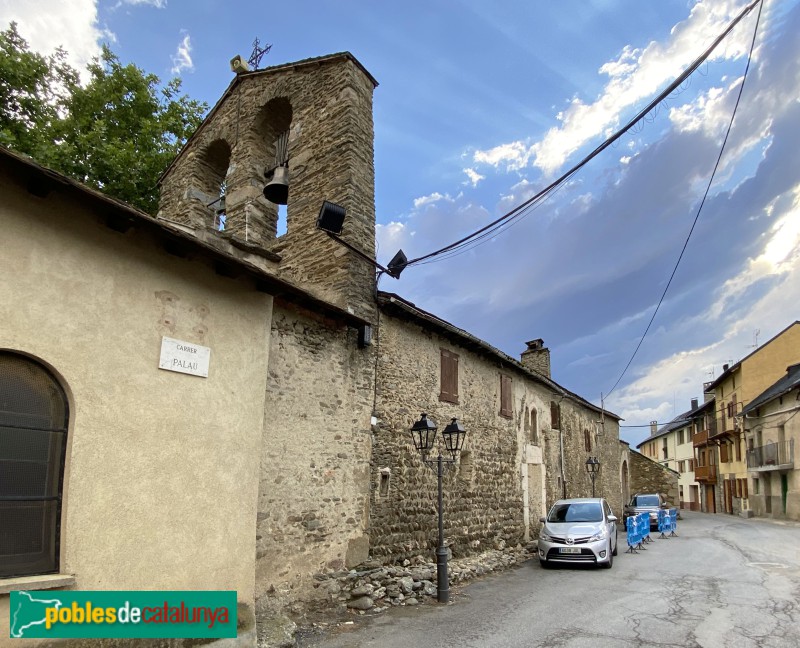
412, 192, 450, 209
0, 0, 107, 72
170, 33, 193, 75
471, 0, 759, 176
463, 168, 484, 187
473, 141, 531, 171
613, 184, 800, 446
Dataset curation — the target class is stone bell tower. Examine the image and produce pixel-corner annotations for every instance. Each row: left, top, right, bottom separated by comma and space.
157, 53, 378, 320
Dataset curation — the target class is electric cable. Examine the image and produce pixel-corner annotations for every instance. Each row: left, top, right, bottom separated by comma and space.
404, 0, 762, 268
604, 0, 764, 401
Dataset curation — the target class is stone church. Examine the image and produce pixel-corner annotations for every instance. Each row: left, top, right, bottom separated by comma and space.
0, 52, 625, 645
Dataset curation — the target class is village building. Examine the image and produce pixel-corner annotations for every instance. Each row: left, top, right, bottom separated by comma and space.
1, 51, 629, 644
741, 363, 800, 520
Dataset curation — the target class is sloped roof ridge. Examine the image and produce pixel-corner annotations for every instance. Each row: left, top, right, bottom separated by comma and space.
742, 363, 800, 414
705, 321, 800, 391
158, 51, 377, 184
377, 291, 621, 421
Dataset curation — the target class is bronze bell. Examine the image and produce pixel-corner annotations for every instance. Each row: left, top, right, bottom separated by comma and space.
263, 166, 289, 205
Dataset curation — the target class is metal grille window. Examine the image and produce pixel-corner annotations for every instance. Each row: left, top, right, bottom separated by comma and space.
0, 352, 68, 578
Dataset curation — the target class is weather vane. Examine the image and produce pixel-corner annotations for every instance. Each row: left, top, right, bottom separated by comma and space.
248, 38, 272, 70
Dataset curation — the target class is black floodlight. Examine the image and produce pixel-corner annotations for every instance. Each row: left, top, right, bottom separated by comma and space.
387, 249, 408, 279
316, 200, 346, 235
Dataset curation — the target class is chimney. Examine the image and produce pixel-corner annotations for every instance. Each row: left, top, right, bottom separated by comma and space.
723, 363, 729, 372
650, 420, 658, 435
521, 339, 551, 379
691, 398, 699, 410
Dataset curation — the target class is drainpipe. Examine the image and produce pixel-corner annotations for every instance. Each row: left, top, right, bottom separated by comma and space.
560, 428, 567, 499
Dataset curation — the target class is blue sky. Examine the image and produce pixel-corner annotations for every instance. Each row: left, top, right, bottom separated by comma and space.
4, 0, 799, 447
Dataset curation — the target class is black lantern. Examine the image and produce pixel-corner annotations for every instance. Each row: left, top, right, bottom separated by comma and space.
410, 413, 437, 452
442, 418, 466, 457
407, 413, 467, 604
585, 456, 600, 497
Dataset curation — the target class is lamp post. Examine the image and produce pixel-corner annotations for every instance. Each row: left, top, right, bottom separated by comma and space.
409, 413, 466, 603
585, 456, 600, 497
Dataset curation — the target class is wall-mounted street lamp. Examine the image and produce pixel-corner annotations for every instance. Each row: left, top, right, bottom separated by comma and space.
585, 456, 600, 497
408, 413, 466, 603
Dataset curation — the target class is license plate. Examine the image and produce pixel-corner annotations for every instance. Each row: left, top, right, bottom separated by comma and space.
559, 547, 581, 554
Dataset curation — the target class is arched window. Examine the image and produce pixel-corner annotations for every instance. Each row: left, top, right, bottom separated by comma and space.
0, 352, 68, 577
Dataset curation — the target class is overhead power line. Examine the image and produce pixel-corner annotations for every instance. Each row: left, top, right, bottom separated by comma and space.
603, 0, 764, 400
404, 0, 763, 268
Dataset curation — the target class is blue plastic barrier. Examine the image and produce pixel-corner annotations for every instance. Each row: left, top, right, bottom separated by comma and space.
637, 512, 651, 545
626, 516, 640, 553
658, 508, 679, 538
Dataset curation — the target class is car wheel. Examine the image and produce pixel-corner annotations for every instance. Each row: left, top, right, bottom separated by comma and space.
612, 532, 618, 556
601, 542, 613, 569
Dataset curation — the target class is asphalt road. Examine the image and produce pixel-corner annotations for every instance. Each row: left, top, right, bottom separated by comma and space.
296, 511, 800, 648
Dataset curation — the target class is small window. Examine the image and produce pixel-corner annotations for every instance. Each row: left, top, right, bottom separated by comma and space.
677, 430, 684, 445
583, 429, 591, 452
735, 436, 742, 462
550, 401, 561, 430
378, 468, 391, 497
753, 478, 759, 494
499, 374, 512, 418
439, 349, 459, 404
529, 408, 538, 444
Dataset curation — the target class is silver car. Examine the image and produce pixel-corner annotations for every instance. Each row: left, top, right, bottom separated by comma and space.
537, 498, 618, 568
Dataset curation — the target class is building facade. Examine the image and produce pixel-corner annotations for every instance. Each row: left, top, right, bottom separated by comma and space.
1, 51, 629, 644
741, 364, 800, 520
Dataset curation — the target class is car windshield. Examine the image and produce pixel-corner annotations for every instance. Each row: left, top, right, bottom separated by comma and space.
634, 495, 660, 506
548, 502, 603, 523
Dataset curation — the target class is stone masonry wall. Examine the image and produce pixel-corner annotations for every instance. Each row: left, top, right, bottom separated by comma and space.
629, 450, 679, 506
255, 299, 375, 609
540, 401, 623, 516
369, 313, 528, 562
158, 55, 377, 323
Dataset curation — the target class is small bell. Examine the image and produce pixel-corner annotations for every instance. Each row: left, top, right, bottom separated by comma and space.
263, 166, 289, 205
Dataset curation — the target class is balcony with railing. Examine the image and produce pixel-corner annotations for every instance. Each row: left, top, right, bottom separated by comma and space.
747, 440, 794, 472
693, 428, 708, 446
694, 464, 718, 482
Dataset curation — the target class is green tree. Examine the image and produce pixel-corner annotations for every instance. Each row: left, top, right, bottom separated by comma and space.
0, 24, 207, 214
0, 23, 76, 160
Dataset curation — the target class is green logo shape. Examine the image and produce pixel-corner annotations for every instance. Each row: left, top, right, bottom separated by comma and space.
10, 591, 237, 639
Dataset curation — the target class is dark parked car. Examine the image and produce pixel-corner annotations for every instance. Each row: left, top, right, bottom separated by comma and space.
623, 493, 667, 529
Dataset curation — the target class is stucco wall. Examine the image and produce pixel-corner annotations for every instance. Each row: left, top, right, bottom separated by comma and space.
746, 386, 800, 521
0, 177, 271, 636
255, 300, 374, 607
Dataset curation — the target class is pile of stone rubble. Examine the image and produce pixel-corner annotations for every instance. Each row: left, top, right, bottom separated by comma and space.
314, 545, 532, 613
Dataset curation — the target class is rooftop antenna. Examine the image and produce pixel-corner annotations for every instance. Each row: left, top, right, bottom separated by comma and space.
248, 37, 272, 70
749, 328, 761, 349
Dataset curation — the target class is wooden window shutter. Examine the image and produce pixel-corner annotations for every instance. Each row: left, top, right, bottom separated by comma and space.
550, 401, 561, 429
439, 349, 459, 404
500, 374, 512, 418
743, 478, 748, 499
584, 429, 591, 452
720, 443, 729, 463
